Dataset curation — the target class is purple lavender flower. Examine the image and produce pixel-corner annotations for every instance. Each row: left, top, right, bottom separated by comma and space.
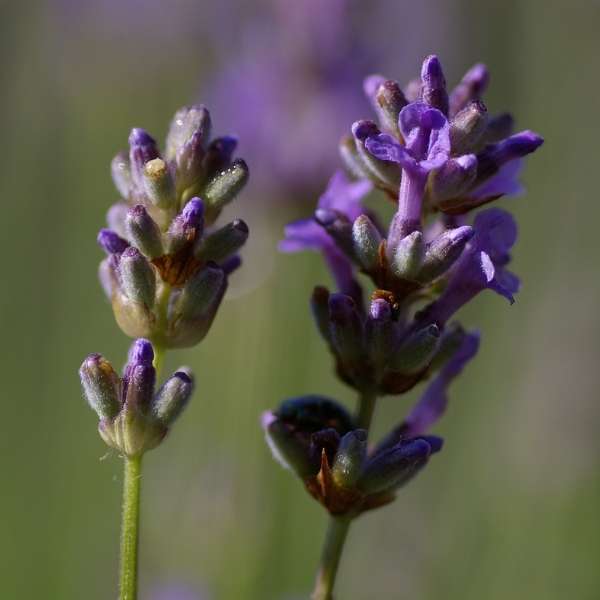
419, 208, 519, 325
402, 330, 480, 437
79, 338, 194, 456
280, 171, 371, 298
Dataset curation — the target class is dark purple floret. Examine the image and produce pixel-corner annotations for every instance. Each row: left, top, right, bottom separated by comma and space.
97, 228, 129, 255
128, 338, 154, 368
181, 198, 205, 228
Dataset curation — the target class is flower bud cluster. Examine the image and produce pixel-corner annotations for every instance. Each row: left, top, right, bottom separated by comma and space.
99, 106, 249, 348
263, 330, 478, 515
80, 339, 194, 457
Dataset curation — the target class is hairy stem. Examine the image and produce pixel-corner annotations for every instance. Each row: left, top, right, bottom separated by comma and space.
119, 455, 143, 600
310, 390, 378, 599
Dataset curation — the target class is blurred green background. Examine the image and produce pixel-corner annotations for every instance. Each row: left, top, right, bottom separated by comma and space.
2, 1, 600, 599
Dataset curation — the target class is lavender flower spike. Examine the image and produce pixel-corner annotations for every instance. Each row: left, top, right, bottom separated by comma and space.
102, 105, 249, 349
421, 208, 519, 325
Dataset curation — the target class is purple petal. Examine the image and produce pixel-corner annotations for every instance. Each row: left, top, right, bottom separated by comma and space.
365, 133, 419, 174
318, 170, 372, 221
403, 331, 480, 436
471, 159, 524, 200
280, 218, 329, 252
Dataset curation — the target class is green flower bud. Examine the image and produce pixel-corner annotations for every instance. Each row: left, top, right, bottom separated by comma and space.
391, 231, 424, 280
119, 247, 157, 308
390, 324, 440, 374
79, 354, 121, 419
143, 158, 176, 209
175, 264, 226, 322
332, 430, 367, 488
450, 100, 488, 155
352, 215, 382, 271
151, 370, 194, 426
125, 205, 164, 259
194, 219, 249, 263
204, 159, 249, 214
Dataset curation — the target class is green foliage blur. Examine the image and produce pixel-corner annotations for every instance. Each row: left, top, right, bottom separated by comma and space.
2, 1, 600, 598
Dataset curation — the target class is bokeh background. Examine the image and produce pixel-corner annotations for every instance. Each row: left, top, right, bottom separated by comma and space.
2, 1, 600, 598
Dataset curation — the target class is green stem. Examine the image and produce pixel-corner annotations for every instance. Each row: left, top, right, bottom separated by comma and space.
310, 390, 378, 599
311, 517, 352, 600
356, 389, 377, 431
152, 344, 166, 379
119, 455, 143, 600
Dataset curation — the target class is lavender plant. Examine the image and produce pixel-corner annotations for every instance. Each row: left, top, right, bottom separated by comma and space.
263, 55, 543, 599
79, 106, 248, 600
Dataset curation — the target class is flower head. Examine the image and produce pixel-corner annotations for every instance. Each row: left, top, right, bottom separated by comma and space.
101, 105, 249, 348
79, 339, 194, 456
262, 395, 442, 515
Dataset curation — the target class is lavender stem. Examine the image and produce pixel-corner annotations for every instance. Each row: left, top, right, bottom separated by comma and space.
356, 389, 377, 431
119, 455, 143, 600
311, 390, 378, 599
311, 516, 352, 600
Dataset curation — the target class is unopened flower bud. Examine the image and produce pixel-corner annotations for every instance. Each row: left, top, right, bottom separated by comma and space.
449, 101, 488, 154
166, 198, 204, 254
476, 130, 544, 181
79, 354, 121, 419
152, 370, 194, 426
175, 263, 226, 322
203, 159, 249, 215
374, 79, 407, 136
421, 55, 449, 115
166, 104, 211, 164
328, 294, 364, 363
366, 298, 396, 370
430, 155, 478, 205
123, 339, 155, 411
352, 215, 382, 271
119, 247, 156, 308
111, 151, 132, 199
339, 135, 370, 179
125, 205, 164, 259
332, 430, 367, 488
143, 158, 176, 209
128, 128, 160, 193
390, 324, 440, 374
358, 437, 439, 494
352, 120, 401, 192
391, 231, 424, 280
419, 226, 475, 282
97, 229, 129, 255
195, 219, 249, 263
449, 63, 489, 116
